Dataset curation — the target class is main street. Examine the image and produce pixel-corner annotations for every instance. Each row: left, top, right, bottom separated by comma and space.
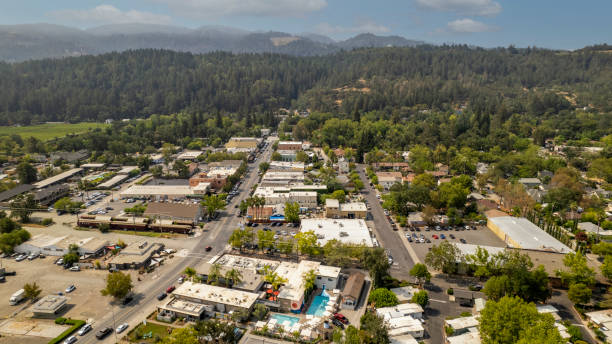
81, 140, 273, 343
357, 165, 414, 280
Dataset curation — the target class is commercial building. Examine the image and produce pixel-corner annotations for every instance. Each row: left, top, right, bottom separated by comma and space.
300, 219, 374, 247
108, 240, 164, 270
253, 186, 317, 209
212, 254, 280, 275
158, 282, 260, 320
81, 163, 106, 170
117, 166, 139, 175
33, 168, 84, 189
487, 216, 572, 253
261, 171, 305, 186
98, 174, 129, 189
341, 272, 365, 310
189, 167, 237, 191
0, 184, 34, 203
585, 309, 612, 341
143, 202, 202, 224
225, 137, 262, 150
15, 234, 108, 257
325, 199, 367, 219
33, 184, 69, 205
77, 215, 194, 234
275, 260, 339, 312
31, 295, 68, 317
196, 262, 264, 293
277, 141, 303, 151
177, 150, 205, 161
269, 161, 305, 172
120, 185, 196, 200
377, 303, 424, 320
376, 172, 403, 190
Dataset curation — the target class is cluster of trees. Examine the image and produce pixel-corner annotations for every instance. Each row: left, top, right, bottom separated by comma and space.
0, 211, 30, 253
332, 311, 390, 344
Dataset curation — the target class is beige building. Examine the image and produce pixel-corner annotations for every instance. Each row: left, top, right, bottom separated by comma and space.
253, 186, 317, 208
325, 199, 367, 219
225, 137, 262, 150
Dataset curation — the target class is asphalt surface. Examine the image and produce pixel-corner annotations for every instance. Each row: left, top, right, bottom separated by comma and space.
80, 143, 273, 344
357, 165, 415, 280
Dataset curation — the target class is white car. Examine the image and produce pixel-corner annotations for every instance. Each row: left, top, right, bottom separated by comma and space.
77, 324, 92, 336
116, 323, 129, 333
63, 335, 77, 344
69, 266, 80, 272
65, 285, 76, 293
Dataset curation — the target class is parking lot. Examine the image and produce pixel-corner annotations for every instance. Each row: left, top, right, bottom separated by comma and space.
405, 225, 507, 261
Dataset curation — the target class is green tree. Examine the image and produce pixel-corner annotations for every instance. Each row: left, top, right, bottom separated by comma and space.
16, 161, 37, 184
479, 296, 564, 344
23, 282, 42, 301
303, 269, 317, 296
252, 304, 269, 321
100, 271, 133, 300
359, 312, 390, 344
362, 248, 391, 288
263, 266, 287, 290
331, 190, 346, 202
259, 162, 270, 173
225, 268, 243, 288
368, 288, 399, 308
10, 193, 38, 223
161, 327, 199, 344
556, 252, 596, 286
257, 229, 275, 250
602, 255, 612, 281
483, 275, 512, 301
202, 194, 226, 219
54, 197, 82, 213
409, 263, 431, 286
207, 263, 221, 285
425, 241, 462, 274
184, 267, 197, 281
295, 230, 319, 255
194, 319, 239, 344
284, 202, 300, 223
592, 242, 612, 257
567, 283, 592, 305
411, 290, 429, 308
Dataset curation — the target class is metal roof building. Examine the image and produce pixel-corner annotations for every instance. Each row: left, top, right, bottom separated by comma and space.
487, 216, 572, 253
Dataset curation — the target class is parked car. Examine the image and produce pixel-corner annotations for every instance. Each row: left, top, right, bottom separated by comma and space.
63, 335, 77, 344
95, 327, 112, 339
331, 318, 345, 329
440, 234, 446, 239
205, 246, 212, 252
27, 253, 38, 260
115, 323, 129, 333
78, 323, 92, 336
157, 293, 167, 301
432, 234, 439, 239
460, 238, 467, 244
65, 285, 76, 293
449, 234, 455, 239
69, 266, 80, 272
166, 286, 176, 293
15, 254, 27, 262
122, 296, 133, 305
334, 313, 349, 324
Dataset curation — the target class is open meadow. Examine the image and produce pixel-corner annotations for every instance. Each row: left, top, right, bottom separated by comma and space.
0, 122, 108, 141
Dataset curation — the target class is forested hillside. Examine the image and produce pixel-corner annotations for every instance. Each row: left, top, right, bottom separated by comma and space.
0, 45, 611, 126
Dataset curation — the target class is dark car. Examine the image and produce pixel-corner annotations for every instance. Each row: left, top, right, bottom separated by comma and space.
460, 238, 467, 244
122, 295, 133, 305
331, 318, 345, 329
205, 246, 212, 252
95, 327, 113, 339
157, 292, 167, 301
469, 284, 483, 291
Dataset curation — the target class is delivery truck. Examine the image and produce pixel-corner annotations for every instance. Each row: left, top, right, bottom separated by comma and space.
9, 289, 25, 305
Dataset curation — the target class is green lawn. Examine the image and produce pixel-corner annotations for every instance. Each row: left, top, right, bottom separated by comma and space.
0, 122, 108, 141
127, 322, 172, 343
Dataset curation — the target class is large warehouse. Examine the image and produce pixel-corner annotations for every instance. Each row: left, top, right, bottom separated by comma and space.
300, 218, 374, 247
487, 216, 572, 253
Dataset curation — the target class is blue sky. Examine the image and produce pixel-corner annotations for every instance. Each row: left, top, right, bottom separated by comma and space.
2, 0, 610, 49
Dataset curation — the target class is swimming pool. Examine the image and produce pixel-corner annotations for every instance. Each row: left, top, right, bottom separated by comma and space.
306, 294, 330, 316
270, 313, 300, 327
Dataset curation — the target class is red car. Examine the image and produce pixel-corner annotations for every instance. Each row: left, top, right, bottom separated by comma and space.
432, 234, 439, 239
166, 285, 176, 293
334, 313, 349, 324
205, 246, 212, 252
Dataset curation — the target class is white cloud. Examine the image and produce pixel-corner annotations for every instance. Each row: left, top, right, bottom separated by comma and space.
49, 5, 172, 26
315, 20, 390, 35
415, 0, 501, 16
151, 0, 327, 18
447, 18, 498, 33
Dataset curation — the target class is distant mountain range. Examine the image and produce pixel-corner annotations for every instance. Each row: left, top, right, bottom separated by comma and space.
0, 23, 425, 62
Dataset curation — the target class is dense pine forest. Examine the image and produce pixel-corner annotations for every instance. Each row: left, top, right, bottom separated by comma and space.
0, 45, 611, 125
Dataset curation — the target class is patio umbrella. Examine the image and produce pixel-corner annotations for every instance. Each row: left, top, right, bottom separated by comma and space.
267, 289, 274, 294
273, 290, 280, 295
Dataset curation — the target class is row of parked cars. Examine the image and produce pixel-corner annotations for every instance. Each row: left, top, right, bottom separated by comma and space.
13, 251, 44, 261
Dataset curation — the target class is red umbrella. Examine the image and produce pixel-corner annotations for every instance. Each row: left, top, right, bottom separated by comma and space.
269, 296, 275, 301
267, 289, 274, 294
273, 290, 280, 296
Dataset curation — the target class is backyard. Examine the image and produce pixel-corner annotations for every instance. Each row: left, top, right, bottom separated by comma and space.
127, 322, 172, 343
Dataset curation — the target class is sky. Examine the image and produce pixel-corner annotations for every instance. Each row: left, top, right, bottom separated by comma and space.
1, 0, 610, 50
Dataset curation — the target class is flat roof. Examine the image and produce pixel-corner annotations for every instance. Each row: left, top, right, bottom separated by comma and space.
300, 219, 374, 247
121, 185, 193, 196
578, 222, 611, 235
144, 202, 201, 219
325, 199, 340, 207
173, 281, 259, 309
196, 262, 263, 292
489, 216, 572, 253
32, 295, 67, 313
213, 254, 280, 273
387, 316, 423, 331
390, 335, 419, 344
98, 174, 129, 188
177, 151, 204, 159
33, 168, 83, 189
586, 309, 612, 325
160, 298, 206, 316
340, 202, 367, 212
81, 163, 105, 168
445, 316, 479, 331
0, 184, 34, 202
117, 166, 139, 174
447, 331, 481, 344
278, 141, 302, 145
276, 260, 321, 301
317, 265, 341, 278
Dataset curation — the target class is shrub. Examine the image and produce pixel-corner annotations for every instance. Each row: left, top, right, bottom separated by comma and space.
48, 319, 85, 344
447, 288, 454, 295
445, 325, 454, 336
41, 218, 53, 226
55, 317, 66, 325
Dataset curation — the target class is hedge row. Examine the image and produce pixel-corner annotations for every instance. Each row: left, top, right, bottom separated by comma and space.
48, 318, 86, 344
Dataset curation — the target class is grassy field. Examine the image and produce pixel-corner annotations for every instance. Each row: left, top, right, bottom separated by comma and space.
127, 322, 172, 343
0, 122, 108, 141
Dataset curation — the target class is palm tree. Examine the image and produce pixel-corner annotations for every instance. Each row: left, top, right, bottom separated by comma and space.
264, 268, 288, 291
246, 197, 255, 221
224, 268, 243, 288
208, 263, 221, 286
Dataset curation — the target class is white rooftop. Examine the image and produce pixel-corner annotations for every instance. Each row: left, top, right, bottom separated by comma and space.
447, 331, 481, 344
276, 260, 321, 302
300, 219, 374, 247
177, 151, 204, 159
33, 168, 83, 189
121, 184, 194, 196
340, 202, 367, 212
390, 335, 419, 344
489, 216, 573, 253
172, 281, 259, 309
317, 265, 341, 278
586, 309, 612, 325
446, 316, 479, 331
98, 174, 128, 188
117, 166, 139, 174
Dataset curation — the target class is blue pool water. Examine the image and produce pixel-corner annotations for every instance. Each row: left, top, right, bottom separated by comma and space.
306, 294, 330, 316
270, 313, 300, 327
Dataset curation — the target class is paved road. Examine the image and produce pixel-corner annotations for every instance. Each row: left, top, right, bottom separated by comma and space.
81, 143, 273, 343
357, 165, 414, 280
